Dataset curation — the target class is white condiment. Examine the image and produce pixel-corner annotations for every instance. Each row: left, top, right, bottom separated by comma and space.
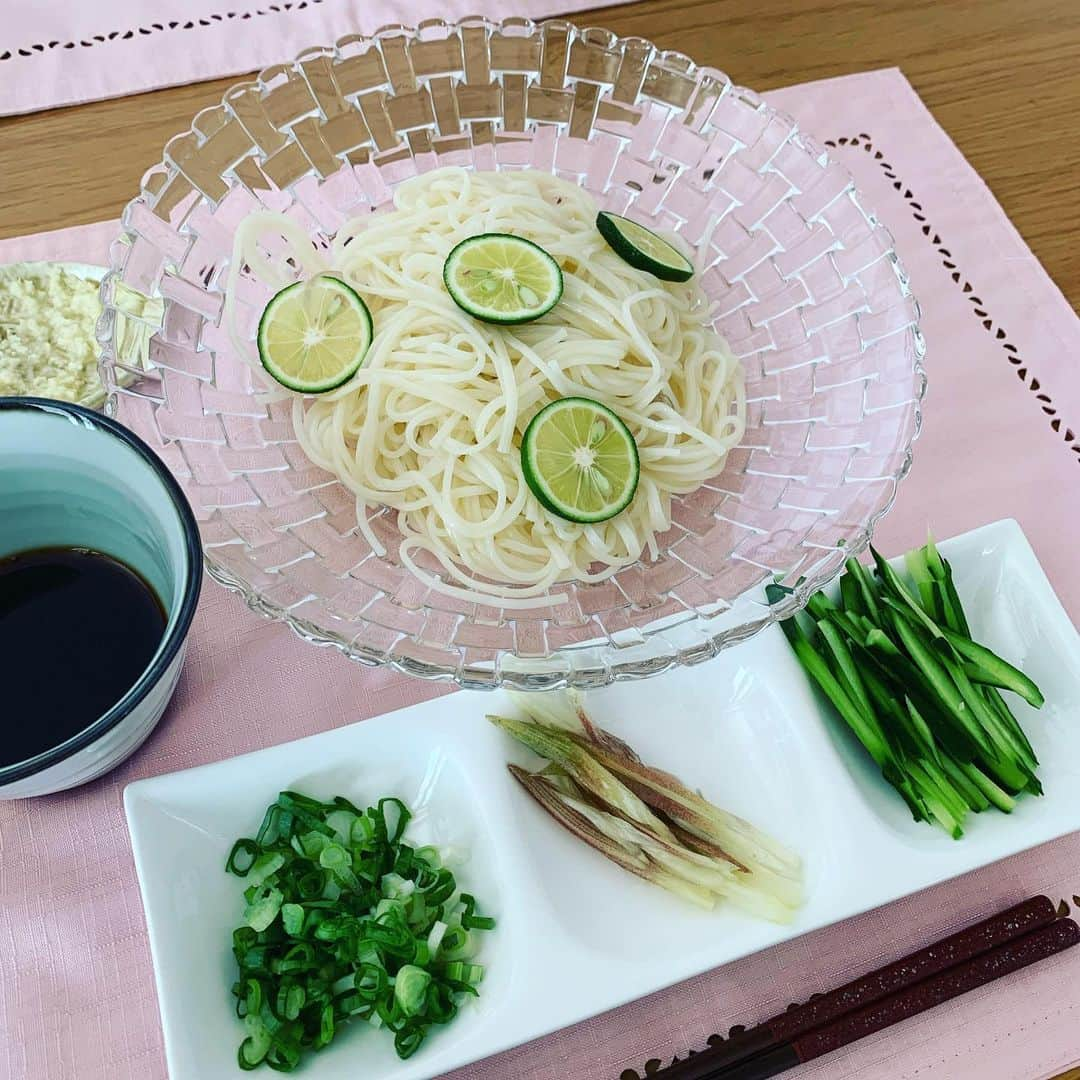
0, 265, 104, 402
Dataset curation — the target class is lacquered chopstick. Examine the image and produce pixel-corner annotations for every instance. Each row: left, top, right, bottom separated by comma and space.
655, 895, 1059, 1079
715, 919, 1080, 1080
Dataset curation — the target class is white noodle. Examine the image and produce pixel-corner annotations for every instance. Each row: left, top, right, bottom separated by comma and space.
224, 168, 745, 608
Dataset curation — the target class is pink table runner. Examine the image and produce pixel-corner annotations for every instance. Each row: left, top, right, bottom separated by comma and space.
0, 0, 618, 116
2, 67, 1080, 1080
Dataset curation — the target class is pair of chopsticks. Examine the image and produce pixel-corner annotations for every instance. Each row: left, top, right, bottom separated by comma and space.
654, 895, 1079, 1080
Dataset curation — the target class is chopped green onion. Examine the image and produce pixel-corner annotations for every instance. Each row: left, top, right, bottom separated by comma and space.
394, 965, 432, 1017
226, 839, 260, 877
280, 903, 304, 937
224, 791, 494, 1071
247, 852, 285, 888
459, 893, 497, 931
443, 960, 484, 986
244, 886, 283, 933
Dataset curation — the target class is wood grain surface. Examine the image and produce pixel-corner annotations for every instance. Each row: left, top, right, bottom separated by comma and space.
1, 2, 1079, 1078
2, 0, 1079, 311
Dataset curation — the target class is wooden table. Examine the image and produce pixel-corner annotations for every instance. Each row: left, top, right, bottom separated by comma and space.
2, 0, 1079, 311
2, 2, 1079, 1077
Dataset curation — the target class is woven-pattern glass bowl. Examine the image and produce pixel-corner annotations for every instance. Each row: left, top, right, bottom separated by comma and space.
98, 17, 925, 690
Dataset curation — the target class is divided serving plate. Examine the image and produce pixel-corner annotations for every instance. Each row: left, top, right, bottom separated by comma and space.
125, 518, 1080, 1080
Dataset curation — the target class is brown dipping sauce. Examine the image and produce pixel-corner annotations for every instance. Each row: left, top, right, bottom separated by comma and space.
0, 547, 167, 769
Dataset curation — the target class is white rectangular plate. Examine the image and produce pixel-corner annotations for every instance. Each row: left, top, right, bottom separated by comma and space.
125, 518, 1080, 1080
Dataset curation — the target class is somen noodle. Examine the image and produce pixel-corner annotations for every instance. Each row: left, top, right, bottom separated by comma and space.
224, 167, 745, 607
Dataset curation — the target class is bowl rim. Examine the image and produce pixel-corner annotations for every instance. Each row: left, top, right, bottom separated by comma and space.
99, 16, 927, 689
0, 397, 203, 786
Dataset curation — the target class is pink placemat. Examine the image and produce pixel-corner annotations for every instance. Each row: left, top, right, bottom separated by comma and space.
2, 67, 1080, 1080
0, 0, 624, 116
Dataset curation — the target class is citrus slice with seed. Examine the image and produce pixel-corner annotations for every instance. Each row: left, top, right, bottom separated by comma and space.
443, 234, 563, 324
521, 397, 640, 524
595, 211, 694, 282
257, 275, 373, 393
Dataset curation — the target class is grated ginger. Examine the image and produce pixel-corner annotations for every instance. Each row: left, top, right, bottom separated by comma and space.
0, 266, 104, 402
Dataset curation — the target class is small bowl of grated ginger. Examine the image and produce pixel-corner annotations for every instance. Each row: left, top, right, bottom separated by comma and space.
0, 261, 160, 409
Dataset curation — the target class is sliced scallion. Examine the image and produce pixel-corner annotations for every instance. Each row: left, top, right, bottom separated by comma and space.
224, 791, 495, 1071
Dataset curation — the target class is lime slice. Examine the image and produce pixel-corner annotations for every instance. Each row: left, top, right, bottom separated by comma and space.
595, 212, 694, 283
257, 275, 373, 393
443, 234, 563, 324
521, 397, 640, 524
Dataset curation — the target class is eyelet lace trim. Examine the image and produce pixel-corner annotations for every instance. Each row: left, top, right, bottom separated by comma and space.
0, 0, 324, 61
828, 133, 1079, 463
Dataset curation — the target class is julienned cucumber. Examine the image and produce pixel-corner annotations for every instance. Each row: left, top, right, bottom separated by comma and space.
770, 536, 1044, 839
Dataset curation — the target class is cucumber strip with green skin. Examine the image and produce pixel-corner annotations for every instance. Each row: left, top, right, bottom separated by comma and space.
925, 534, 946, 578
941, 628, 1045, 708
844, 557, 882, 623
818, 620, 875, 721
906, 689, 979, 764
806, 592, 864, 642
886, 610, 996, 759
918, 757, 972, 823
907, 762, 965, 839
893, 776, 930, 824
852, 636, 975, 762
904, 696, 943, 766
947, 656, 1038, 780
882, 759, 930, 824
975, 748, 1030, 796
765, 582, 793, 605
924, 801, 964, 839
852, 654, 912, 760
961, 760, 1017, 812
975, 689, 1039, 778
857, 651, 930, 763
941, 564, 971, 636
981, 681, 1039, 756
873, 548, 946, 641
925, 538, 972, 636
905, 547, 939, 621
895, 619, 1033, 790
865, 627, 903, 659
924, 800, 964, 840
973, 741, 1030, 796
978, 692, 1041, 793
983, 685, 1039, 765
938, 752, 990, 812
881, 596, 957, 666
922, 579, 943, 622
920, 760, 972, 825
839, 571, 864, 618
933, 580, 961, 637
779, 617, 893, 770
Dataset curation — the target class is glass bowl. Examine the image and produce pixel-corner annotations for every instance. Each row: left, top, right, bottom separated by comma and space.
98, 17, 925, 690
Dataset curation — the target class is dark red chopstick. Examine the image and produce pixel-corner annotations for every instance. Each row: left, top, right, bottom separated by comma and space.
655, 896, 1068, 1080
665, 918, 1080, 1080
791, 918, 1078, 1057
